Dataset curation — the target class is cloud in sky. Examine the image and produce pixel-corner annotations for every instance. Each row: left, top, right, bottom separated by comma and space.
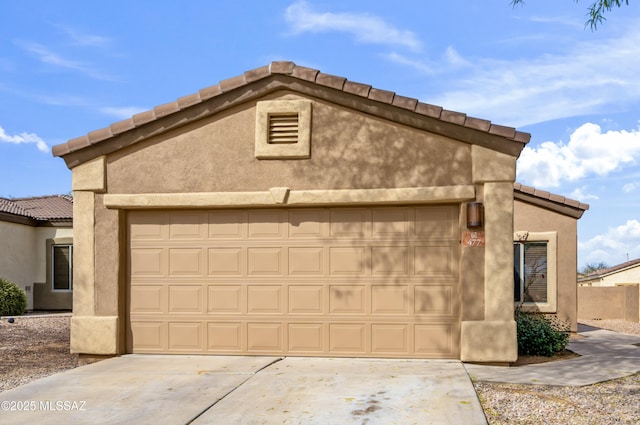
285, 1, 421, 51
516, 122, 640, 188
99, 106, 148, 119
14, 40, 117, 81
54, 24, 111, 47
416, 21, 640, 127
579, 219, 640, 265
0, 125, 49, 153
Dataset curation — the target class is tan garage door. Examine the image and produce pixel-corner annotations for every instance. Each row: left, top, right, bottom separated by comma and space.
127, 206, 461, 358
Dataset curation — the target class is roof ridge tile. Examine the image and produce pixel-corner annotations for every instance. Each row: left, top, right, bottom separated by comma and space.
54, 61, 533, 158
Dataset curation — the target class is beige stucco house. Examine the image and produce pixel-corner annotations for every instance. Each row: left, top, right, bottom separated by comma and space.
578, 259, 640, 287
52, 61, 587, 363
0, 196, 73, 311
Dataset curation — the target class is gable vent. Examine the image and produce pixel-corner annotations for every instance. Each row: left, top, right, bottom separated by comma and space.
268, 113, 299, 144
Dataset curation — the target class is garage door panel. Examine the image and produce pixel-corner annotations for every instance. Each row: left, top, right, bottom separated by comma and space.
128, 205, 461, 358
288, 210, 326, 238
371, 286, 409, 315
288, 286, 324, 314
247, 247, 284, 275
288, 247, 324, 275
372, 208, 410, 238
248, 211, 285, 238
208, 285, 243, 313
329, 246, 368, 275
329, 209, 370, 238
208, 211, 247, 239
208, 248, 245, 275
168, 322, 203, 351
168, 285, 204, 313
414, 245, 459, 278
130, 248, 166, 276
330, 285, 366, 314
372, 246, 409, 275
169, 248, 205, 276
371, 324, 408, 354
247, 285, 283, 314
207, 323, 243, 351
288, 323, 324, 352
329, 323, 366, 353
130, 285, 165, 313
247, 323, 283, 352
415, 286, 454, 315
415, 324, 456, 356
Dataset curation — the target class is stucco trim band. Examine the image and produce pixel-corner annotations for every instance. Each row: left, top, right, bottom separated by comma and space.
103, 185, 476, 209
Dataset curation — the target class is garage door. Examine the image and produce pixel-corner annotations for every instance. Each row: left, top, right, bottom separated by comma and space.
127, 206, 461, 358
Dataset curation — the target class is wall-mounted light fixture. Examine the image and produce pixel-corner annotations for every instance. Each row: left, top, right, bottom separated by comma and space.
466, 202, 484, 228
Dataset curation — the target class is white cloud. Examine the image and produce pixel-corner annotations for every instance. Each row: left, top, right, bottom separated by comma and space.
0, 125, 49, 153
569, 186, 599, 201
55, 24, 110, 47
285, 1, 421, 51
425, 20, 640, 127
516, 122, 640, 187
579, 219, 640, 266
14, 40, 116, 81
99, 106, 147, 119
623, 182, 638, 193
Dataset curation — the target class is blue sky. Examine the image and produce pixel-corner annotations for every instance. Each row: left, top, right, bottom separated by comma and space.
2, 0, 640, 270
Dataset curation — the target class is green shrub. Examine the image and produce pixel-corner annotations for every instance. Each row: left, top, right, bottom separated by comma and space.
0, 278, 27, 316
515, 309, 569, 357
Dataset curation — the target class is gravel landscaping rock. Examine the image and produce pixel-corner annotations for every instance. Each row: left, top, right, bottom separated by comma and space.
475, 319, 640, 425
0, 314, 77, 393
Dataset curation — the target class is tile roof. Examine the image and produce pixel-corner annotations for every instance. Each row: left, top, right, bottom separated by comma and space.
578, 258, 640, 281
0, 195, 73, 222
52, 61, 531, 158
514, 182, 589, 218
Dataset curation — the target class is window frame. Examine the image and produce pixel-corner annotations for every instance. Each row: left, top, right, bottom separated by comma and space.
51, 243, 73, 292
513, 231, 557, 313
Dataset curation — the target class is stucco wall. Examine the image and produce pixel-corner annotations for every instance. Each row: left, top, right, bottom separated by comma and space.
0, 221, 36, 310
578, 285, 639, 322
106, 92, 473, 194
514, 200, 579, 331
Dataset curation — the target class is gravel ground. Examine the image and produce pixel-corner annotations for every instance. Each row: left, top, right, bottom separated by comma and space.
1, 315, 639, 424
0, 314, 77, 393
475, 319, 640, 425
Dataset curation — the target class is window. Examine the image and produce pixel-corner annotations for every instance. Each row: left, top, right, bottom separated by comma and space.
52, 245, 73, 291
513, 232, 557, 312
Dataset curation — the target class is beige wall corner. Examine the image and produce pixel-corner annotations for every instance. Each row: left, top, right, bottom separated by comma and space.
72, 156, 106, 192
72, 191, 95, 316
70, 316, 119, 355
484, 182, 514, 321
460, 320, 517, 363
471, 146, 516, 183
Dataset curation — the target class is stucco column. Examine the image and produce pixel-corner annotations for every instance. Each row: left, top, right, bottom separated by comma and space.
483, 182, 515, 321
69, 157, 119, 355
71, 191, 95, 317
461, 146, 518, 363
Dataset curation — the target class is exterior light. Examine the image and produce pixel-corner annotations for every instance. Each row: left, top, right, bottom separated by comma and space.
466, 202, 484, 228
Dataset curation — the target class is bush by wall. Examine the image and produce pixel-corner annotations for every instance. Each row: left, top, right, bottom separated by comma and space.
0, 278, 27, 316
515, 309, 569, 357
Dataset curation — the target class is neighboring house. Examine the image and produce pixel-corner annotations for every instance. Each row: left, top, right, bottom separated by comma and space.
0, 195, 73, 311
578, 259, 640, 287
52, 61, 587, 363
577, 259, 640, 322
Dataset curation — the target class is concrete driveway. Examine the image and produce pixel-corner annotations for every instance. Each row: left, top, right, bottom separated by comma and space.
0, 355, 486, 425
